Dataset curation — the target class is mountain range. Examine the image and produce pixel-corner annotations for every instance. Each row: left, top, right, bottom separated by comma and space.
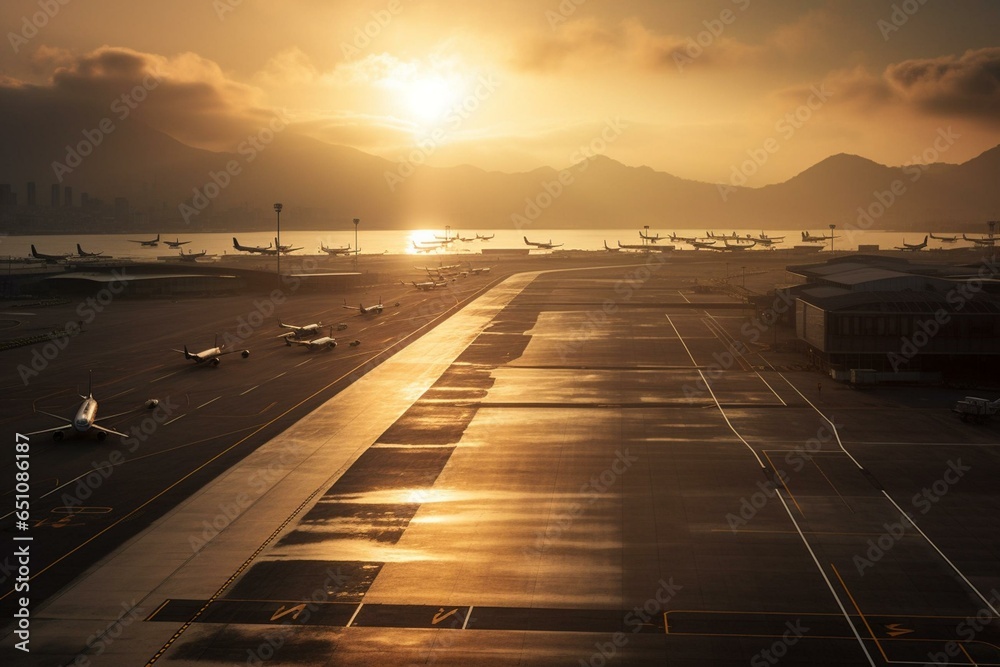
1, 117, 998, 232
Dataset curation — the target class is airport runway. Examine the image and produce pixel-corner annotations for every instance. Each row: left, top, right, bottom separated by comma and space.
3, 253, 1000, 665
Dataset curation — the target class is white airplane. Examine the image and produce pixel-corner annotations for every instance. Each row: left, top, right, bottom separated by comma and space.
465, 264, 491, 275
278, 321, 324, 339
412, 241, 442, 253
639, 230, 661, 243
343, 297, 384, 315
24, 373, 158, 441
476, 233, 495, 241
895, 235, 928, 251
722, 238, 757, 250
76, 244, 104, 258
929, 232, 958, 243
801, 231, 838, 243
963, 234, 996, 247
402, 279, 447, 291
174, 336, 250, 366
164, 238, 190, 248
524, 236, 563, 249
320, 242, 353, 256
232, 237, 276, 254
756, 233, 784, 246
129, 233, 160, 247
618, 240, 673, 251
283, 326, 338, 350
30, 245, 71, 263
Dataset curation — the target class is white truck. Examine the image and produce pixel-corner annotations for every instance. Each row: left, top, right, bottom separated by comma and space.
953, 396, 1000, 423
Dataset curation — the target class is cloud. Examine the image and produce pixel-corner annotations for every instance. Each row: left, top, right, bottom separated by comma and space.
511, 17, 760, 72
1, 45, 278, 151
885, 47, 1000, 122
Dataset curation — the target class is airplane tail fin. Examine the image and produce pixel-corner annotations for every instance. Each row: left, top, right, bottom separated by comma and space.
154, 234, 160, 241
77, 244, 84, 255
31, 244, 38, 257
183, 345, 193, 359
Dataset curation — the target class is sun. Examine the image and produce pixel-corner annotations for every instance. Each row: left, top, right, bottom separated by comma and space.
403, 74, 463, 122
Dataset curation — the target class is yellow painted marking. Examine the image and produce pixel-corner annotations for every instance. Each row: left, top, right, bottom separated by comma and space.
145, 599, 170, 622
884, 623, 913, 638
763, 450, 803, 516
270, 603, 307, 622
831, 563, 889, 663
433, 608, 459, 625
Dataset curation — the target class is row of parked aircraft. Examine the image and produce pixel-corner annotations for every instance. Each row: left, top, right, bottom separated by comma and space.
24, 297, 393, 440
412, 233, 495, 253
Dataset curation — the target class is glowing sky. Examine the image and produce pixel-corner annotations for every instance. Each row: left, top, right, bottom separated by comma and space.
2, 0, 999, 185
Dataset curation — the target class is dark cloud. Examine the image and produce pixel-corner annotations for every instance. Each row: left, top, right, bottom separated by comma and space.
885, 47, 1000, 122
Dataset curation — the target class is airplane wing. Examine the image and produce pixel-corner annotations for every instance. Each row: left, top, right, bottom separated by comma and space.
23, 424, 74, 436
91, 423, 129, 438
35, 409, 71, 423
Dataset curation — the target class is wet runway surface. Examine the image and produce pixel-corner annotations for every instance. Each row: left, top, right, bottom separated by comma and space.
4, 257, 1000, 665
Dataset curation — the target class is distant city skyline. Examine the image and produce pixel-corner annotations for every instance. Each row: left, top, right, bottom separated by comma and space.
1, 0, 998, 188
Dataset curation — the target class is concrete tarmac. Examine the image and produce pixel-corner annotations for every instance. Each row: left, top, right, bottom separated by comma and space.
2, 252, 999, 665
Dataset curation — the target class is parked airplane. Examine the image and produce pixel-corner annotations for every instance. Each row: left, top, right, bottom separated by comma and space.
274, 238, 303, 254
465, 264, 492, 275
174, 336, 250, 366
129, 233, 160, 247
524, 236, 563, 249
689, 239, 718, 250
24, 373, 157, 441
801, 231, 838, 243
476, 233, 495, 241
963, 234, 996, 247
30, 245, 71, 263
929, 233, 958, 243
283, 326, 338, 350
76, 244, 104, 258
177, 250, 208, 261
320, 242, 353, 256
343, 297, 384, 315
403, 279, 447, 291
278, 321, 324, 339
723, 238, 757, 250
603, 241, 621, 252
232, 237, 276, 254
618, 240, 672, 251
895, 235, 928, 251
639, 231, 661, 243
164, 238, 190, 248
756, 233, 785, 246
669, 233, 699, 244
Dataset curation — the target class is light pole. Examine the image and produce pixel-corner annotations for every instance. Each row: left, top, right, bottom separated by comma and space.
274, 203, 283, 278
353, 218, 360, 270
829, 224, 836, 253
644, 225, 649, 246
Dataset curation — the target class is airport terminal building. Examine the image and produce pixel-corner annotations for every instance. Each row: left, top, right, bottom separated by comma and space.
784, 255, 1000, 380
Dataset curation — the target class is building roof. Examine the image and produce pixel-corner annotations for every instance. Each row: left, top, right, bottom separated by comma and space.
798, 289, 1000, 314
